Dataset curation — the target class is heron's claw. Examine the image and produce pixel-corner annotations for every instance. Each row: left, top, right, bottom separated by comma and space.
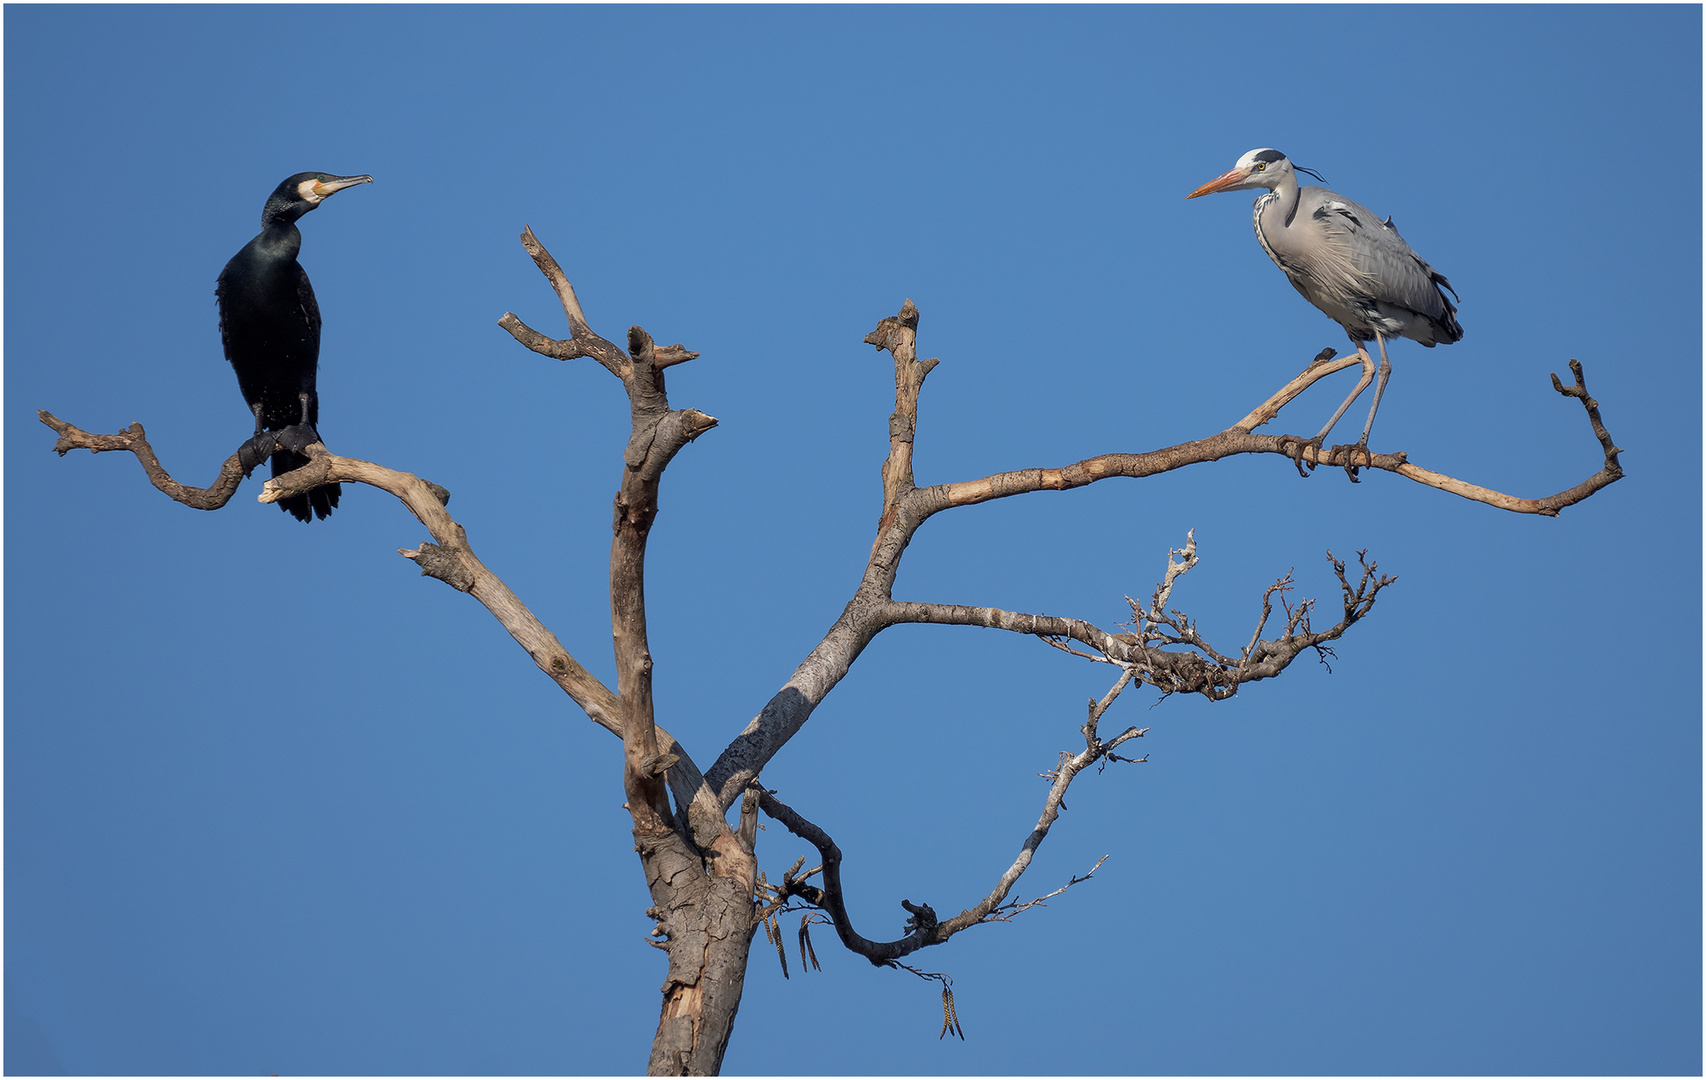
1277, 434, 1323, 478
238, 431, 277, 477
1326, 441, 1374, 483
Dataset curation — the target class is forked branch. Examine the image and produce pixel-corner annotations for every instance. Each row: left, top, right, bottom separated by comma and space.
706, 300, 1623, 813
923, 349, 1622, 517
498, 226, 700, 382
754, 662, 1144, 966
750, 532, 1386, 975
498, 230, 766, 1076
887, 539, 1393, 701
34, 412, 736, 842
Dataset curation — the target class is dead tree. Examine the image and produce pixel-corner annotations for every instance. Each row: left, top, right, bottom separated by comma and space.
39, 227, 1623, 1074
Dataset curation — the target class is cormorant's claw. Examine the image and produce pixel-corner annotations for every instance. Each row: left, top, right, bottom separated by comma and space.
274, 423, 323, 456
238, 431, 277, 477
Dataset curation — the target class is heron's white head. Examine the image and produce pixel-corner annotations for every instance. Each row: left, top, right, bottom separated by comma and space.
1185, 149, 1322, 199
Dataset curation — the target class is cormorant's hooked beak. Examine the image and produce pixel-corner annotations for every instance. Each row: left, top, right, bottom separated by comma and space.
313, 175, 373, 197
1185, 166, 1253, 199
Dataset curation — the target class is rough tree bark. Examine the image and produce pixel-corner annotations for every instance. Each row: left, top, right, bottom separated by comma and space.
40, 228, 1623, 1075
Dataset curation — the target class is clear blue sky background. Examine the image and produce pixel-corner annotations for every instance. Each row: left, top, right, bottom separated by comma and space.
5, 5, 1699, 1075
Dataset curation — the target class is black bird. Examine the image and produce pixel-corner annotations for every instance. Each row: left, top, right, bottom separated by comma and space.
217, 172, 371, 521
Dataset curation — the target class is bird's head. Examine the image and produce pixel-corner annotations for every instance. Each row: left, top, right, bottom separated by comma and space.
1185, 149, 1323, 199
262, 172, 373, 226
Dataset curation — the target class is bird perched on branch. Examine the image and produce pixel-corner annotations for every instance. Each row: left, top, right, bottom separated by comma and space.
1187, 149, 1461, 462
217, 172, 372, 521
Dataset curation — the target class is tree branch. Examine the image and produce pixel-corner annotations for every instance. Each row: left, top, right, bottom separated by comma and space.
756, 662, 1142, 966
498, 226, 700, 383
497, 229, 730, 855
753, 536, 1383, 971
926, 351, 1623, 517
502, 232, 763, 1076
862, 299, 939, 536
36, 410, 736, 839
884, 540, 1394, 701
704, 302, 1623, 810
1230, 347, 1362, 433
38, 412, 245, 510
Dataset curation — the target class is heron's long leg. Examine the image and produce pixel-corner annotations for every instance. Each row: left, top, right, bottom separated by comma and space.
1354, 329, 1393, 448
1312, 344, 1374, 443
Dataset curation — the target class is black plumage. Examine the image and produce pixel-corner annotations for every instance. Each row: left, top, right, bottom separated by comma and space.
217, 171, 371, 521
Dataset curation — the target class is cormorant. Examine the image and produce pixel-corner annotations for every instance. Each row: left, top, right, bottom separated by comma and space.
217, 172, 371, 521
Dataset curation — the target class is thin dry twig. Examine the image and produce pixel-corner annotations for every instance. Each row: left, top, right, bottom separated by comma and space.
1230, 346, 1361, 433
755, 654, 1150, 968
885, 532, 1394, 704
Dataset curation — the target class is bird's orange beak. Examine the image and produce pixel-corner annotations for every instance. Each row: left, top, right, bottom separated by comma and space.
1185, 166, 1251, 200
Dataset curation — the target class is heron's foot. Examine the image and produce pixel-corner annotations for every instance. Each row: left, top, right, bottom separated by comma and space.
275, 423, 324, 456
1277, 434, 1323, 478
1325, 441, 1375, 483
238, 431, 278, 477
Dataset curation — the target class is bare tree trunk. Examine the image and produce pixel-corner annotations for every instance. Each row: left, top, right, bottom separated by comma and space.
642, 829, 758, 1074
40, 228, 1626, 1076
599, 322, 761, 1075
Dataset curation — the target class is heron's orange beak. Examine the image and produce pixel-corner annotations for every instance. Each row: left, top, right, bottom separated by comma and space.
1185, 166, 1251, 199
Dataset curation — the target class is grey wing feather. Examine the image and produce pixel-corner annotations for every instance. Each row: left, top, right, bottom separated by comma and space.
1310, 190, 1460, 331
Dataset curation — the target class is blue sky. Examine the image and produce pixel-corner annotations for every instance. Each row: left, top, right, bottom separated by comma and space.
5, 4, 1699, 1075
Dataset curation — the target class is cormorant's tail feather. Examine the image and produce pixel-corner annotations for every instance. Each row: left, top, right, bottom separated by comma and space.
271, 447, 340, 522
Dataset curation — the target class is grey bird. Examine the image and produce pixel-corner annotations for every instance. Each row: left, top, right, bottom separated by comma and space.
1187, 148, 1462, 464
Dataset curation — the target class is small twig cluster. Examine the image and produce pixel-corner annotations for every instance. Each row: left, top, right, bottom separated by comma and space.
1031, 535, 1393, 704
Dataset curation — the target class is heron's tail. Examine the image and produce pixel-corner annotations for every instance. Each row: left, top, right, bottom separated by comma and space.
1429, 270, 1464, 345
272, 446, 340, 522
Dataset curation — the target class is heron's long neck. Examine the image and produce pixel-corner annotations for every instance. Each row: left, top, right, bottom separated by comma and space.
1251, 172, 1300, 269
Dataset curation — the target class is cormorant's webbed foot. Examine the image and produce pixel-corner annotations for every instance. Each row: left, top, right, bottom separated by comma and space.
275, 423, 323, 457
1276, 434, 1323, 478
238, 431, 277, 477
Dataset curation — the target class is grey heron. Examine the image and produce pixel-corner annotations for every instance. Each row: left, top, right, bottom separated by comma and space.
1186, 149, 1462, 466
